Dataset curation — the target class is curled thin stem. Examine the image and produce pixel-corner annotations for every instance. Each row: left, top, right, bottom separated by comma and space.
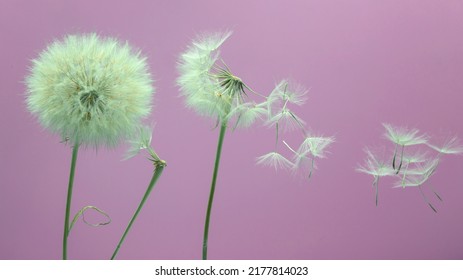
69, 206, 111, 234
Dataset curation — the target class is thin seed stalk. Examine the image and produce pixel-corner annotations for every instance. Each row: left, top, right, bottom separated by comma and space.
63, 144, 80, 260
396, 145, 405, 174
418, 186, 437, 213
429, 185, 443, 202
308, 157, 315, 179
392, 143, 398, 170
374, 176, 380, 206
111, 165, 165, 260
203, 123, 227, 260
275, 122, 279, 148
401, 160, 411, 187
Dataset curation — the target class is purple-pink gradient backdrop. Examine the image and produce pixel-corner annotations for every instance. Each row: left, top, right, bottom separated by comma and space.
1, 0, 462, 260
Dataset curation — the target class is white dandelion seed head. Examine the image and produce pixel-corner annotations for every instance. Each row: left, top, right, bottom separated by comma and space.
382, 123, 428, 146
177, 30, 249, 122
26, 33, 154, 148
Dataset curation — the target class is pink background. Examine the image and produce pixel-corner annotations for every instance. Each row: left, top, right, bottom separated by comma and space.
1, 0, 462, 260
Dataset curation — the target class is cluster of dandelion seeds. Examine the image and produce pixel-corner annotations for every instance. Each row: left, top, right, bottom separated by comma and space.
26, 33, 154, 148
177, 31, 334, 179
357, 123, 463, 212
258, 80, 335, 179
177, 30, 335, 260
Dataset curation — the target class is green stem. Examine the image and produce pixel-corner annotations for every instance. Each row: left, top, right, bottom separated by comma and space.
111, 165, 165, 260
63, 144, 80, 260
202, 123, 227, 260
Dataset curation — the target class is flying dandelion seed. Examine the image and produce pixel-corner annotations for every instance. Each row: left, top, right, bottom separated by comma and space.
281, 136, 335, 179
427, 136, 463, 156
382, 124, 428, 173
357, 148, 395, 206
256, 151, 295, 171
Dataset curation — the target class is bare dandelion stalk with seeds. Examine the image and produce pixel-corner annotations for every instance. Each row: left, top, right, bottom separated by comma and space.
111, 125, 166, 260
177, 31, 334, 259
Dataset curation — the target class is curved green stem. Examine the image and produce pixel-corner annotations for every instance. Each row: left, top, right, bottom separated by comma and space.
63, 144, 80, 260
111, 165, 165, 260
203, 123, 227, 260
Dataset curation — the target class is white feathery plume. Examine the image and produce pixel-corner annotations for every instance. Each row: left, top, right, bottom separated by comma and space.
256, 152, 294, 171
427, 136, 463, 155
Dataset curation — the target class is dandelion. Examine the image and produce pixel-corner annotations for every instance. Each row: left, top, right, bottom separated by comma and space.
26, 33, 153, 148
382, 124, 428, 173
25, 33, 154, 259
356, 148, 395, 206
111, 125, 166, 259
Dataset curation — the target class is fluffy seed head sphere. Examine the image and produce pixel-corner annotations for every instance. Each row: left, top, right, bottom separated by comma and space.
26, 33, 154, 148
